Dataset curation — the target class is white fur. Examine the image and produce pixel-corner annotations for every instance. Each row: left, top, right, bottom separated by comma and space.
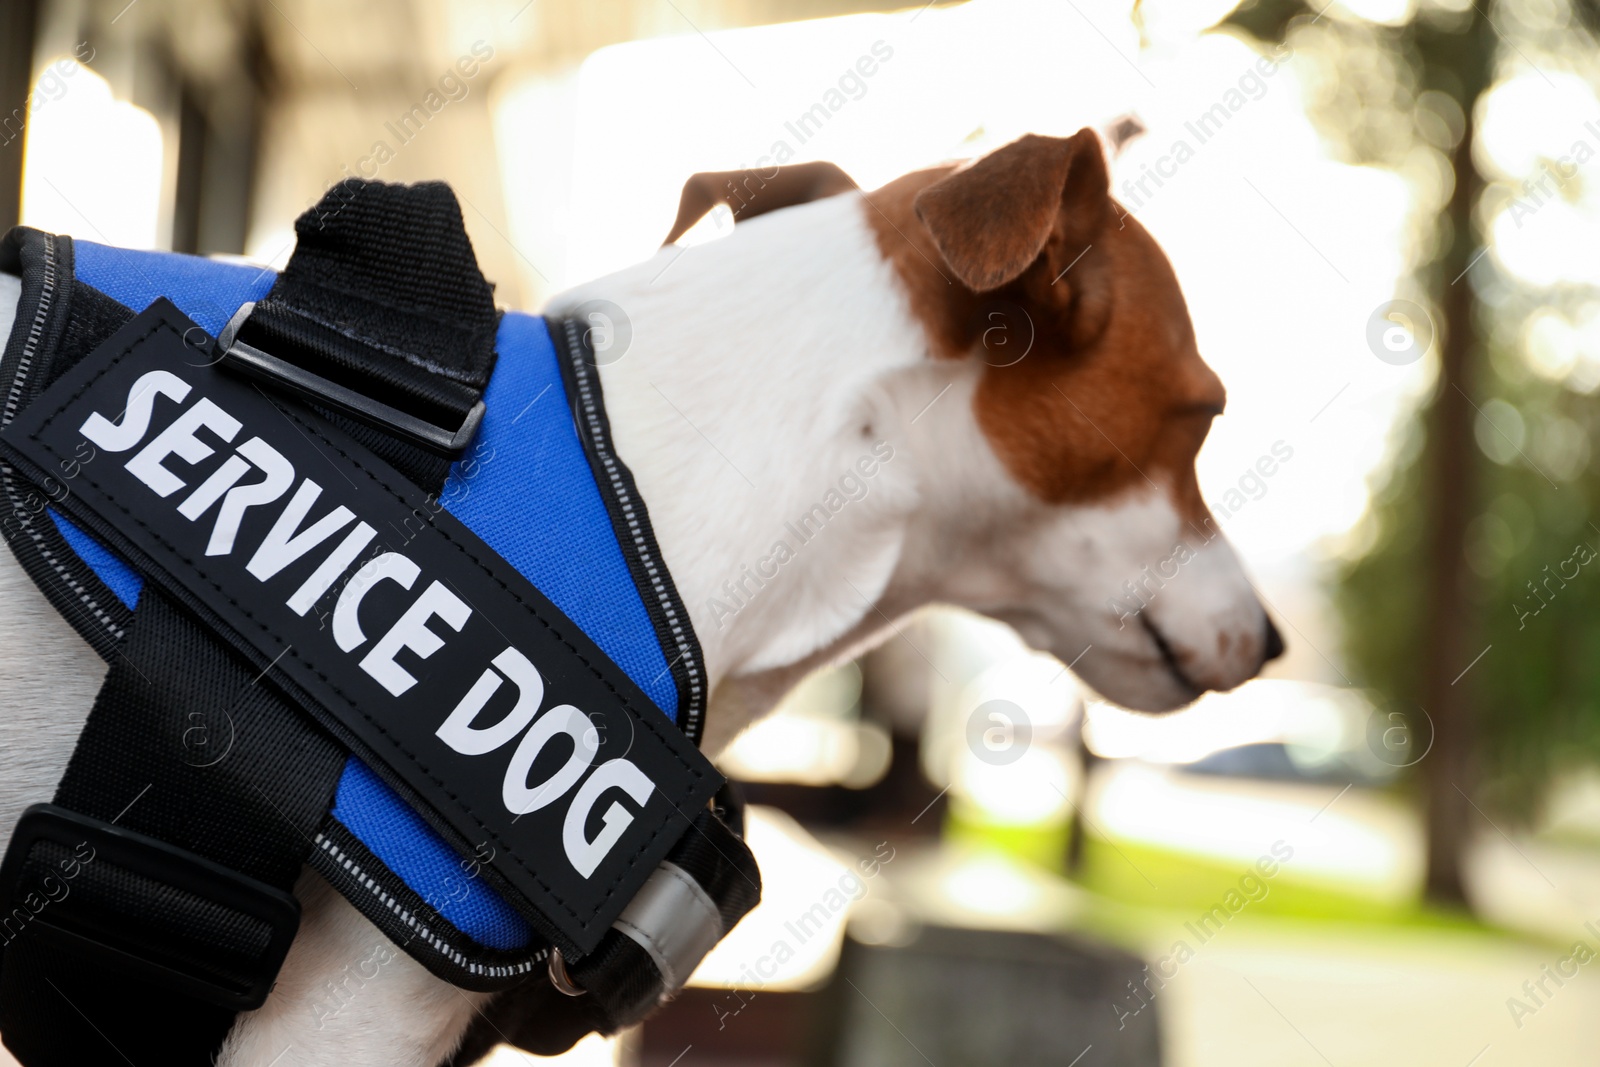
214, 872, 487, 1067
0, 192, 1269, 1065
549, 194, 933, 748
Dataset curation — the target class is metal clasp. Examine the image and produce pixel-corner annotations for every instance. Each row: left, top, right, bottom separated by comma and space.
217, 301, 485, 459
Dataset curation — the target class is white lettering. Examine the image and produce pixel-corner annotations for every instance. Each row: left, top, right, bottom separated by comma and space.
185, 438, 295, 556
503, 705, 596, 815
79, 370, 190, 452
124, 398, 240, 497
563, 759, 654, 878
287, 522, 376, 616
178, 457, 246, 524
436, 647, 543, 755
248, 479, 355, 579
333, 552, 418, 652
360, 580, 471, 696
178, 455, 249, 523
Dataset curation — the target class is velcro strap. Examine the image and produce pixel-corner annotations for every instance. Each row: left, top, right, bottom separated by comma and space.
247, 179, 498, 432
0, 589, 340, 1067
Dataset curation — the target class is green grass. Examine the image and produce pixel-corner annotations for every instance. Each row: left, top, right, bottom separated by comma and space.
1065, 835, 1522, 951
944, 815, 1072, 870
939, 810, 1562, 953
1076, 837, 1412, 919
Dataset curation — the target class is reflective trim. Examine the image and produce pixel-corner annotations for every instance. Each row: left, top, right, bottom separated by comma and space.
611, 861, 723, 992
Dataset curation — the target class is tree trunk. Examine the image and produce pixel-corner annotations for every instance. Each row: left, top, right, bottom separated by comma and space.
1419, 13, 1491, 907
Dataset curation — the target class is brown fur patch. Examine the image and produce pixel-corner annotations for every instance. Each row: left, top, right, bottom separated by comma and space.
862, 130, 1225, 527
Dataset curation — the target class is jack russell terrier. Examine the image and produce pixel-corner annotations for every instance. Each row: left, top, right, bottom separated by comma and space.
0, 127, 1279, 1066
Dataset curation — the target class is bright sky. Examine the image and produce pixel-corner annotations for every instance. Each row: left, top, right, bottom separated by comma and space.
19, 60, 163, 250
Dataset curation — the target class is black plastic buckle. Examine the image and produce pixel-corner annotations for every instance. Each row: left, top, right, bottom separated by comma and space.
217, 301, 485, 459
0, 804, 300, 1011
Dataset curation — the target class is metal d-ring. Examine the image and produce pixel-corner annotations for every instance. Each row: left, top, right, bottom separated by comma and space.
547, 948, 587, 997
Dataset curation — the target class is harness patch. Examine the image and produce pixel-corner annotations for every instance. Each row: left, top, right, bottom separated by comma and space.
0, 298, 721, 953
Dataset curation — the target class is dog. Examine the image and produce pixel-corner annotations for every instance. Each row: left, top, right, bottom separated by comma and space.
0, 127, 1279, 1066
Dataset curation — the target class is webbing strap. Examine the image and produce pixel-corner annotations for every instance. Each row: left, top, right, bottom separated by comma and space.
251, 178, 498, 426
235, 179, 498, 487
0, 592, 343, 1066
56, 593, 344, 886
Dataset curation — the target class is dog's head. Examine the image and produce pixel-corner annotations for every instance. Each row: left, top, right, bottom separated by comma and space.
653, 129, 1279, 712
866, 129, 1282, 711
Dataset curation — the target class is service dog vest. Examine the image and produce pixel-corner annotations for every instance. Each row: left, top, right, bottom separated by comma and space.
0, 181, 758, 1067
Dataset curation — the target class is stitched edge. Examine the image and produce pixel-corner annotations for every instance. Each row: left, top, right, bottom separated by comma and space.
0, 234, 127, 646
558, 319, 705, 743
312, 831, 547, 980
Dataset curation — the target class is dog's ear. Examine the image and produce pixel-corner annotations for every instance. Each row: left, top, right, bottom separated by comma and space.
663, 161, 859, 245
912, 129, 1110, 292
1104, 114, 1147, 157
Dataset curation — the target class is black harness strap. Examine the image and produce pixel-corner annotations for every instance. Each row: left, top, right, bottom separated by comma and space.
0, 593, 343, 1066
222, 178, 499, 486
0, 180, 505, 1067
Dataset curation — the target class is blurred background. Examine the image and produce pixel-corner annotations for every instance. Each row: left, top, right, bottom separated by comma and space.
6, 0, 1600, 1064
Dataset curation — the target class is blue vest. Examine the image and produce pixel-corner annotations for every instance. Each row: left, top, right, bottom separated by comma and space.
48, 240, 689, 963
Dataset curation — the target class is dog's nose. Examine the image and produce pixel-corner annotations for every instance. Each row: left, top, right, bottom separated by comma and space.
1262, 615, 1286, 663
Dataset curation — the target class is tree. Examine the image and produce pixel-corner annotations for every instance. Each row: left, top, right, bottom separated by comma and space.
1222, 0, 1504, 907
